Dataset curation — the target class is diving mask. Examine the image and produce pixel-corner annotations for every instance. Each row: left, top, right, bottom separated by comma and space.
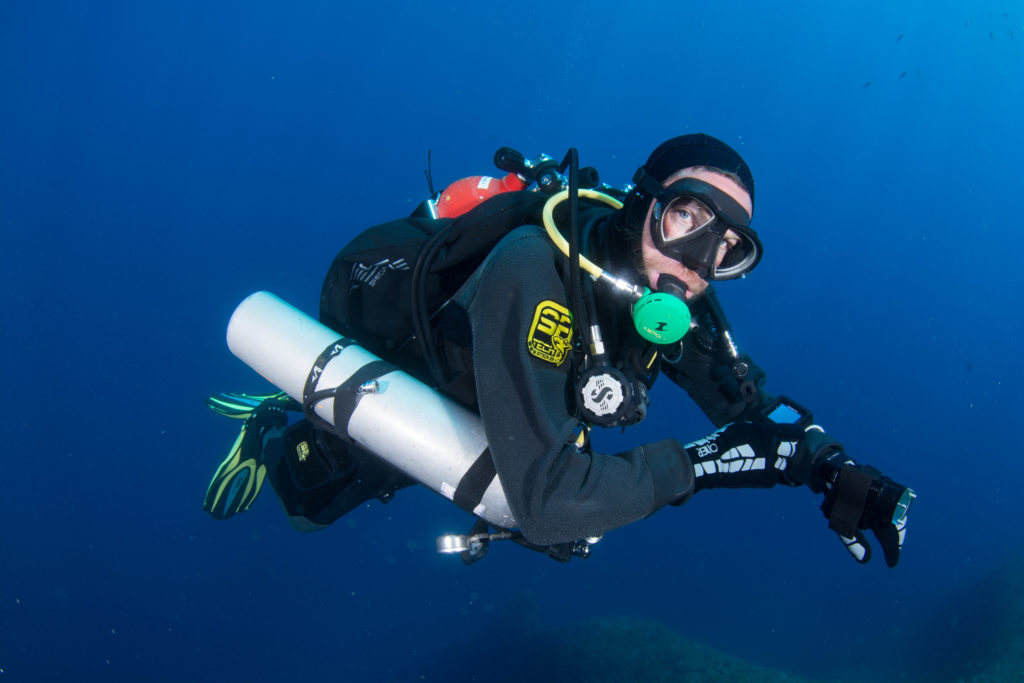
650, 177, 762, 280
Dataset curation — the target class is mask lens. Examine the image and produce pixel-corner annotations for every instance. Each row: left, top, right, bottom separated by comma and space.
713, 230, 759, 279
718, 237, 745, 268
649, 177, 762, 280
659, 196, 716, 244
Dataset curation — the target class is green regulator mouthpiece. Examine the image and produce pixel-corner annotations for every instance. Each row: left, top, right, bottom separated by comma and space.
632, 289, 691, 344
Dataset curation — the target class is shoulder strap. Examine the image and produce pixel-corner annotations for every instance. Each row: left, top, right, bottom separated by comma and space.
411, 191, 552, 385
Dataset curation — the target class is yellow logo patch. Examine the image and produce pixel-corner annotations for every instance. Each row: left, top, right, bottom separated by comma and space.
527, 300, 573, 366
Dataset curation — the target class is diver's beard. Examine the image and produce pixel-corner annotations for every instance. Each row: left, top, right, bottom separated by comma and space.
629, 238, 650, 288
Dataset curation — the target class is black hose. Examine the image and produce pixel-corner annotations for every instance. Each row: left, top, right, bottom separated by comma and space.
411, 223, 458, 385
702, 286, 732, 343
424, 149, 436, 197
563, 148, 592, 361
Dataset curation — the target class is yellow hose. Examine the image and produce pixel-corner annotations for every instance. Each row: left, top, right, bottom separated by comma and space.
541, 189, 624, 280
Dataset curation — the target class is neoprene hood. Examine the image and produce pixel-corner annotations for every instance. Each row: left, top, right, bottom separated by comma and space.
619, 133, 762, 280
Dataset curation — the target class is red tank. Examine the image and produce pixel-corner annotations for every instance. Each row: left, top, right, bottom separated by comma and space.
436, 172, 529, 219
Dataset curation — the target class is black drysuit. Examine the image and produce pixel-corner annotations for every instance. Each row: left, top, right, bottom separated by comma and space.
269, 194, 772, 544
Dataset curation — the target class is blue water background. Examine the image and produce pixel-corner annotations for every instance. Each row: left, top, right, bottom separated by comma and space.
2, 1, 1021, 681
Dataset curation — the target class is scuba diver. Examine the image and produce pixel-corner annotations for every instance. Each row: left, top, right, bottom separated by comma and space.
203, 133, 914, 566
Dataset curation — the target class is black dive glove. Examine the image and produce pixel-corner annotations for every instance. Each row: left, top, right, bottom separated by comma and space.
686, 420, 806, 491
801, 430, 914, 568
685, 418, 915, 568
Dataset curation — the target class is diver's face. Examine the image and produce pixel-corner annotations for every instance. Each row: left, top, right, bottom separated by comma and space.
640, 167, 752, 299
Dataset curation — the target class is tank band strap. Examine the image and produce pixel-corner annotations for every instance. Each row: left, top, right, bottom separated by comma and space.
303, 338, 356, 410
330, 360, 399, 440
452, 448, 497, 515
302, 339, 399, 439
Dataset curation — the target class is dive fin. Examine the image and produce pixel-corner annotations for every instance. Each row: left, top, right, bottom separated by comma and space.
207, 391, 297, 419
203, 421, 267, 519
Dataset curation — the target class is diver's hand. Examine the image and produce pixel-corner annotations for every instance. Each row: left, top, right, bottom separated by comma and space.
815, 452, 915, 568
834, 513, 909, 568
